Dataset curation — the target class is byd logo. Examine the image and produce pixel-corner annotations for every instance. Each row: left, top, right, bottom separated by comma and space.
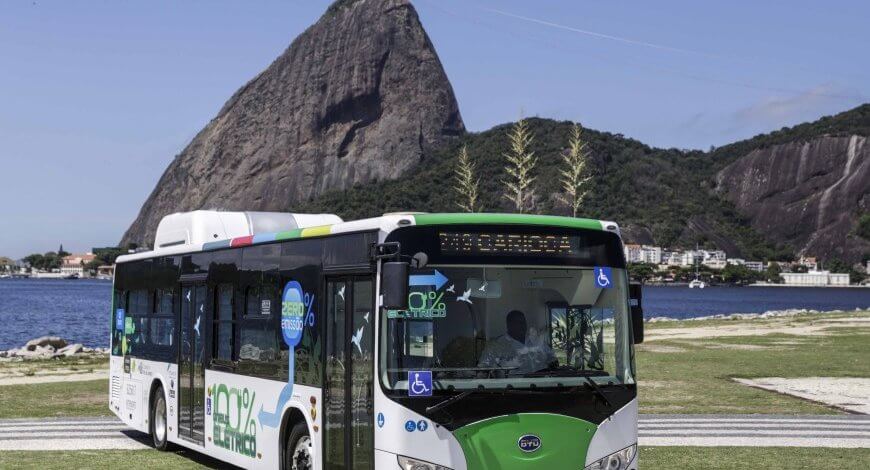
517, 434, 542, 453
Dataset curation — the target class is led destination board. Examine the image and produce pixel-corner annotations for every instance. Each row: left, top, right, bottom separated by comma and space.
439, 231, 580, 256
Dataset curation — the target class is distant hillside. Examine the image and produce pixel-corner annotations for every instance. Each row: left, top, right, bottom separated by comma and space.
298, 106, 870, 263
296, 118, 782, 259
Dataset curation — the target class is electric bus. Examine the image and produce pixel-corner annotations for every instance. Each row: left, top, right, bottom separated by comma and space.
109, 210, 642, 469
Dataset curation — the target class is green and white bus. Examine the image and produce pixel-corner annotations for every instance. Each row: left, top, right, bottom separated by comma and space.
110, 210, 642, 470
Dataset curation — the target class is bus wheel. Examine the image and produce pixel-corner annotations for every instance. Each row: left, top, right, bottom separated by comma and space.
285, 422, 312, 470
150, 386, 169, 451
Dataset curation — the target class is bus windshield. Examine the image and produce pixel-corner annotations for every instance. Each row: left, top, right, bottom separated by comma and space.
379, 265, 636, 393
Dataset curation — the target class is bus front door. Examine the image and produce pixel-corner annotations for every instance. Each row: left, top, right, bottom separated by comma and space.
324, 277, 375, 469
179, 283, 206, 444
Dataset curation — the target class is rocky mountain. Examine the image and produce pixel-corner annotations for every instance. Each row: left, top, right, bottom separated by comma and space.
715, 135, 869, 264
121, 0, 463, 247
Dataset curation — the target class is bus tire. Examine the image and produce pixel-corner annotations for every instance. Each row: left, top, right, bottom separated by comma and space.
150, 385, 170, 451
284, 421, 312, 470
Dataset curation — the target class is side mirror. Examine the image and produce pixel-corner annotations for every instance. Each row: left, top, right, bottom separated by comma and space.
629, 282, 644, 344
381, 262, 409, 310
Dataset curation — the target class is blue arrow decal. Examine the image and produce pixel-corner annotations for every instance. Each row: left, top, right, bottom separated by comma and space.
409, 270, 448, 291
259, 355, 294, 429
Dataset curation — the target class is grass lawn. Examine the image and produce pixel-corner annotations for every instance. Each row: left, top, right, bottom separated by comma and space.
640, 446, 870, 469
0, 449, 233, 469
1, 447, 868, 469
0, 379, 109, 419
637, 311, 870, 414
0, 355, 108, 375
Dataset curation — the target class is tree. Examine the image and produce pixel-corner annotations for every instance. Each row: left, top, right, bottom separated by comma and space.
627, 263, 655, 283
765, 262, 782, 283
825, 258, 849, 274
453, 145, 481, 212
502, 118, 538, 213
556, 124, 592, 217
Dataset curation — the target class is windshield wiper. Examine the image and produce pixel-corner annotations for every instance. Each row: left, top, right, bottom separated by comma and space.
425, 387, 481, 414
583, 376, 612, 409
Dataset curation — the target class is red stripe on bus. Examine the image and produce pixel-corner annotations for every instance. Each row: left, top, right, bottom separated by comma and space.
230, 235, 254, 247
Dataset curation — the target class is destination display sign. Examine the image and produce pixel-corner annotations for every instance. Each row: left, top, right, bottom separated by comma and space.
438, 231, 580, 256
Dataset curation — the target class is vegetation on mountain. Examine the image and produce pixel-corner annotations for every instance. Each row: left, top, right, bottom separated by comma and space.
297, 117, 789, 259
857, 213, 870, 241
299, 104, 870, 262
706, 104, 870, 168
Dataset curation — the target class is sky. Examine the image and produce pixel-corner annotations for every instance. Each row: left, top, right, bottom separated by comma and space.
1, 0, 868, 258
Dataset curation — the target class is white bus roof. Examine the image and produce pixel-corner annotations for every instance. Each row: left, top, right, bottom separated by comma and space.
116, 211, 619, 264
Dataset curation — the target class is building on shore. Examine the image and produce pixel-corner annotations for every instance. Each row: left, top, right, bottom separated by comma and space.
798, 256, 819, 271
640, 245, 662, 264
744, 261, 764, 272
60, 253, 97, 278
624, 244, 642, 263
780, 270, 849, 286
624, 244, 663, 264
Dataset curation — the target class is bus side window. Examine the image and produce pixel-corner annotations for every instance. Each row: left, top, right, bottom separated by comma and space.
127, 289, 151, 356
213, 284, 235, 364
150, 289, 175, 356
238, 277, 281, 379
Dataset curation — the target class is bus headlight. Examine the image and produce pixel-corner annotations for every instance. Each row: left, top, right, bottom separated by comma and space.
584, 444, 637, 470
397, 455, 452, 470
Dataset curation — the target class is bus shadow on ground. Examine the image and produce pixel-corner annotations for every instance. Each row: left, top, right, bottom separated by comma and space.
120, 431, 243, 469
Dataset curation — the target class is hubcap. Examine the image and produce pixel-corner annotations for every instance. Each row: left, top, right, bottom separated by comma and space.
292, 436, 312, 470
154, 396, 167, 443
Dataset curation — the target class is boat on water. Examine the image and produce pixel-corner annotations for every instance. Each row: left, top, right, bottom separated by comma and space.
689, 249, 706, 288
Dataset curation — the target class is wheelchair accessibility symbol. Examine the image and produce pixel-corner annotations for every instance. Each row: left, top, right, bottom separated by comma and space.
594, 266, 613, 289
408, 370, 433, 397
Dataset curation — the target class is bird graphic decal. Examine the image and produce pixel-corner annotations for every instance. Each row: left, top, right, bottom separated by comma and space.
351, 325, 365, 353
457, 289, 473, 304
446, 284, 455, 293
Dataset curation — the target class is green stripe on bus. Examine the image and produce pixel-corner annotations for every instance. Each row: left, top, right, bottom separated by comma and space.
413, 213, 604, 230
275, 228, 304, 240
453, 413, 597, 470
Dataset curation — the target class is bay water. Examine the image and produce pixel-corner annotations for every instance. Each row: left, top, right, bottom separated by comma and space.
1, 279, 868, 350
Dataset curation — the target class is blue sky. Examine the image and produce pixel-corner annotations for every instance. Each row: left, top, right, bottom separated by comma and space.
1, 0, 868, 258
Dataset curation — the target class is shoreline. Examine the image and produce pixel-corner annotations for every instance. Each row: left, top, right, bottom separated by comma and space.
646, 307, 869, 323
642, 282, 868, 288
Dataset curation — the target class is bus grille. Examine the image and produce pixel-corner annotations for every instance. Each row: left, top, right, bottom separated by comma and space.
110, 375, 121, 400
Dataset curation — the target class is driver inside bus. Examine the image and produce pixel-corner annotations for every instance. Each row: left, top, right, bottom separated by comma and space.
477, 310, 556, 376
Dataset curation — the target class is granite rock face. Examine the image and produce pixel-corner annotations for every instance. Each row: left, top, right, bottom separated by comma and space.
121, 0, 463, 247
715, 135, 870, 263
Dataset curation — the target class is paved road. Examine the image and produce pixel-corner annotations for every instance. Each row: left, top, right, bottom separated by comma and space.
640, 414, 870, 448
0, 417, 150, 451
1, 415, 868, 451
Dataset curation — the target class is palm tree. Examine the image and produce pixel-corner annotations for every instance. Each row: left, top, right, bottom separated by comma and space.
502, 118, 537, 213
453, 145, 481, 212
556, 124, 592, 217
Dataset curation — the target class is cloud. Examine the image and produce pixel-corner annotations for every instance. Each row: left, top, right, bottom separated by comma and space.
731, 84, 865, 133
